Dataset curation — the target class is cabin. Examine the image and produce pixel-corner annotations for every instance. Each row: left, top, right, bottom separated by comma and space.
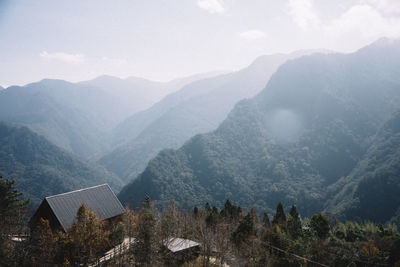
29, 184, 125, 233
163, 238, 201, 265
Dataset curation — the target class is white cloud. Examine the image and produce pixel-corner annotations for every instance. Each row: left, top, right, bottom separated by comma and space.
40, 51, 85, 64
197, 0, 225, 14
325, 4, 400, 39
287, 0, 319, 31
369, 0, 400, 14
286, 0, 400, 39
239, 30, 266, 40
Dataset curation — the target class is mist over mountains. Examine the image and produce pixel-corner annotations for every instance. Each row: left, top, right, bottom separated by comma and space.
1, 39, 399, 228
99, 50, 327, 181
4, 1, 400, 265
80, 72, 223, 120
118, 38, 400, 225
0, 73, 216, 159
0, 79, 124, 158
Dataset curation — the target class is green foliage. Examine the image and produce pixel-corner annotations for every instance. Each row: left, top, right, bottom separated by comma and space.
328, 110, 400, 227
262, 212, 271, 228
0, 122, 122, 208
231, 212, 256, 247
220, 199, 241, 221
109, 222, 125, 245
100, 52, 296, 181
272, 202, 287, 226
310, 214, 330, 239
0, 79, 131, 158
134, 198, 157, 266
0, 175, 28, 266
205, 206, 220, 228
6, 197, 400, 266
287, 206, 302, 239
119, 40, 400, 224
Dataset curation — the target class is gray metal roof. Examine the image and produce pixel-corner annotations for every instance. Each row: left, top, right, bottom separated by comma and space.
166, 238, 200, 252
45, 184, 125, 231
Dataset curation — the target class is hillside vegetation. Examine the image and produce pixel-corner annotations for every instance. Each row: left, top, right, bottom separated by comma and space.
0, 122, 123, 208
118, 39, 400, 225
325, 109, 400, 225
99, 50, 326, 181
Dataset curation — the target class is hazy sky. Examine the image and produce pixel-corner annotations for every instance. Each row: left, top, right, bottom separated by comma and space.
1, 0, 400, 87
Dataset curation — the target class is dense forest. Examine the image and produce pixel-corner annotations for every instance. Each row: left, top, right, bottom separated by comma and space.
1, 177, 400, 266
99, 51, 321, 182
0, 122, 122, 208
118, 38, 400, 226
325, 109, 400, 225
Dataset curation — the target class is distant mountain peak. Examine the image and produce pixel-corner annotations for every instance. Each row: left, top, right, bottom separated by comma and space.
125, 75, 161, 84
357, 37, 400, 54
82, 75, 125, 84
371, 37, 399, 46
30, 78, 72, 88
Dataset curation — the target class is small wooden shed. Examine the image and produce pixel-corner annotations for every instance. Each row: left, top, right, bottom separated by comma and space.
164, 237, 201, 265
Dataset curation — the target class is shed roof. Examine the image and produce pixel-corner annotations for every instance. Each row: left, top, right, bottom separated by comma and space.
166, 238, 200, 253
45, 184, 125, 231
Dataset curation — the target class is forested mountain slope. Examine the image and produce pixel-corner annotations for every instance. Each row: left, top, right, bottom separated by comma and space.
0, 74, 212, 159
325, 109, 400, 225
99, 50, 325, 181
0, 122, 123, 209
0, 79, 127, 158
118, 39, 400, 219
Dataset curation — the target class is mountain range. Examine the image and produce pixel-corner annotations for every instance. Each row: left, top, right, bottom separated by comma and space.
0, 73, 217, 159
2, 38, 399, 227
99, 50, 328, 181
118, 38, 400, 226
80, 72, 223, 118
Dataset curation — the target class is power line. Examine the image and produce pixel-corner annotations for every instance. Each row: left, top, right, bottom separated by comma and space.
258, 239, 329, 267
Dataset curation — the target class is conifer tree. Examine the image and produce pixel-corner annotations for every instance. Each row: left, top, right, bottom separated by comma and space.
310, 214, 330, 239
231, 212, 256, 246
206, 206, 220, 228
134, 196, 157, 266
221, 199, 241, 221
287, 205, 302, 238
0, 175, 28, 266
272, 202, 286, 226
262, 213, 271, 228
193, 206, 199, 217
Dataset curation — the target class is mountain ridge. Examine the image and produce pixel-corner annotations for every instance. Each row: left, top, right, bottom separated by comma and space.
117, 39, 400, 223
0, 121, 123, 209
99, 50, 330, 181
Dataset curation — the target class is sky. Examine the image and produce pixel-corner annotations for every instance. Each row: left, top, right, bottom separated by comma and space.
1, 0, 400, 87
